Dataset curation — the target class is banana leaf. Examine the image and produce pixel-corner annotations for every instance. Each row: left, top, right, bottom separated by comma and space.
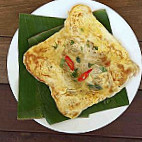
94, 9, 112, 33
28, 25, 63, 47
18, 10, 129, 124
18, 14, 65, 119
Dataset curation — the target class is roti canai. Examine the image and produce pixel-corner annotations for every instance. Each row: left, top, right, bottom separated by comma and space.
23, 5, 139, 118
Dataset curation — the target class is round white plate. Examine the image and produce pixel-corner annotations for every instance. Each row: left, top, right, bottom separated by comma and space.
7, 0, 142, 133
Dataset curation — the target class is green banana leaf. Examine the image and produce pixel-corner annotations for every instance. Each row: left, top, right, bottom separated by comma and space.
18, 10, 129, 124
18, 14, 65, 119
94, 9, 112, 33
28, 25, 63, 47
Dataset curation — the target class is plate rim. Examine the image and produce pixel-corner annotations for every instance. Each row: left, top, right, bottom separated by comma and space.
7, 0, 142, 134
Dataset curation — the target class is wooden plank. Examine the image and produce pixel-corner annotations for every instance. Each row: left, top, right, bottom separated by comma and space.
0, 0, 52, 37
0, 84, 142, 138
1, 36, 142, 88
0, 37, 11, 83
0, 0, 142, 40
0, 132, 140, 142
0, 131, 141, 142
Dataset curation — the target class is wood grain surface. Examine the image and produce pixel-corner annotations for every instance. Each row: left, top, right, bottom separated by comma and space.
0, 0, 142, 40
0, 0, 142, 141
0, 37, 11, 84
0, 84, 142, 138
1, 131, 142, 142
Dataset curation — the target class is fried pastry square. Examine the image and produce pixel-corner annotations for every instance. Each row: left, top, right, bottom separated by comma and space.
24, 5, 139, 118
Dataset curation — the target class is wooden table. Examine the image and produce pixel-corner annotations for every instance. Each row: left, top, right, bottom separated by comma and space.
0, 0, 142, 141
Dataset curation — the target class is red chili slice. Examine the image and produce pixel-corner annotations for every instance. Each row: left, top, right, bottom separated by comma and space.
65, 55, 74, 71
78, 69, 92, 82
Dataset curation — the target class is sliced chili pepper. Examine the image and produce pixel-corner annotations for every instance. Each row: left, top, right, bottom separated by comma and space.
65, 55, 74, 71
78, 69, 92, 82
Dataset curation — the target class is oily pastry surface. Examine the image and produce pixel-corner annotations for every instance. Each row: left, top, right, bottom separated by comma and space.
23, 5, 139, 118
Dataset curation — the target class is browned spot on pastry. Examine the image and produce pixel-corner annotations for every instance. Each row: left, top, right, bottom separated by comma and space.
101, 56, 107, 62
117, 64, 124, 70
118, 64, 132, 76
24, 53, 36, 72
125, 68, 132, 75
105, 60, 111, 66
109, 88, 113, 93
35, 76, 45, 83
52, 93, 59, 101
72, 112, 79, 118
41, 73, 50, 77
97, 34, 102, 39
78, 13, 82, 16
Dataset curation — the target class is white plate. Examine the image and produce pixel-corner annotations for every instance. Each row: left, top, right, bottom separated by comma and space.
7, 0, 142, 133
